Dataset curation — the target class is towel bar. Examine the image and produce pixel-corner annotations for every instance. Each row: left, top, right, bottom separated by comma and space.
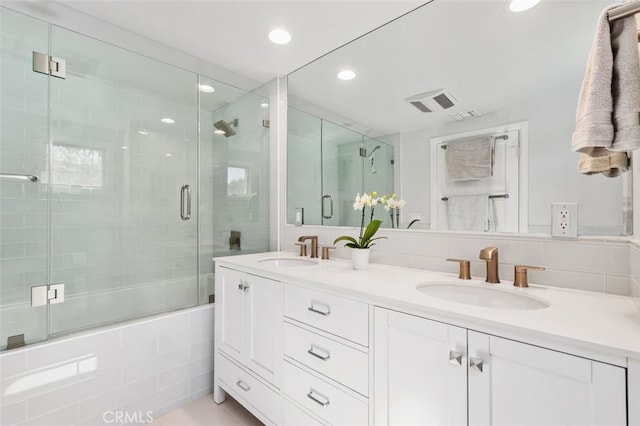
441, 194, 509, 201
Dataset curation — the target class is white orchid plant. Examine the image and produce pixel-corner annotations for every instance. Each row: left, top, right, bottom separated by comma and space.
334, 192, 387, 249
380, 193, 406, 228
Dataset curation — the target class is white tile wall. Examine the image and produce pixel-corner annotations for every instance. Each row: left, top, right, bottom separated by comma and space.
630, 241, 640, 309
0, 304, 215, 426
282, 224, 634, 295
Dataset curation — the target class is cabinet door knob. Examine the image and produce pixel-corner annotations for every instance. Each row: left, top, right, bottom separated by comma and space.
236, 380, 251, 392
238, 281, 244, 291
449, 350, 463, 366
469, 357, 484, 373
307, 390, 330, 407
243, 281, 249, 292
307, 345, 331, 361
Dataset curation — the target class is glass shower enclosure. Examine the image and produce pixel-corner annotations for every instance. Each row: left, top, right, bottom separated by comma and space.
0, 7, 270, 351
287, 107, 394, 227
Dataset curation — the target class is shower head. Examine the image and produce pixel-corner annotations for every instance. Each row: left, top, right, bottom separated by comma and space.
367, 145, 381, 157
214, 119, 238, 137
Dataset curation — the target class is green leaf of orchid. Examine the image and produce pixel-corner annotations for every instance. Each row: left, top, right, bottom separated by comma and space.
334, 235, 359, 247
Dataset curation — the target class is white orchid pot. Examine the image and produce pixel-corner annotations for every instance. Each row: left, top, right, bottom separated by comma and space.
351, 248, 370, 270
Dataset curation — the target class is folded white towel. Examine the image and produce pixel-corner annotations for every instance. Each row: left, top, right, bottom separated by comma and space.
445, 137, 493, 181
572, 5, 640, 175
446, 194, 489, 232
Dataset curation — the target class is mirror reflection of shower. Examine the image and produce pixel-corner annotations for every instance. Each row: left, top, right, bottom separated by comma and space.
368, 145, 380, 174
214, 118, 239, 137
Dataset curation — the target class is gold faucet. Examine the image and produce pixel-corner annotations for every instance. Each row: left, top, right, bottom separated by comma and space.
298, 235, 318, 258
479, 246, 500, 284
513, 265, 545, 288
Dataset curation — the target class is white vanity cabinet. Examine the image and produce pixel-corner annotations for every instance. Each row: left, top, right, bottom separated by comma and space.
374, 308, 627, 426
281, 284, 370, 425
214, 265, 283, 424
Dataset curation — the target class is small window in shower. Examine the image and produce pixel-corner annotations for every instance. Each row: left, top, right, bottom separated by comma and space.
51, 145, 104, 188
227, 166, 248, 196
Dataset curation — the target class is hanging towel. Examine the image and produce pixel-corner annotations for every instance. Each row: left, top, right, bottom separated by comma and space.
445, 136, 494, 181
578, 151, 629, 177
446, 194, 490, 232
571, 4, 640, 175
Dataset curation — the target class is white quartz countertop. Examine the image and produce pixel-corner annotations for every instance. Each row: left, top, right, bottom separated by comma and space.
214, 252, 640, 363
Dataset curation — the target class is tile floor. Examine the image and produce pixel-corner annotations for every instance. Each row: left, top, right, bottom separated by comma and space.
153, 394, 263, 426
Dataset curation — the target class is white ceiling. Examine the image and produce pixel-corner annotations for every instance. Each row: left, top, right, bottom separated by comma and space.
56, 0, 426, 84
287, 0, 614, 135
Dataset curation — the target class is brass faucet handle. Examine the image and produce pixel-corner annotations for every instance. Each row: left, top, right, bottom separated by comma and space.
446, 258, 471, 280
321, 246, 336, 260
513, 265, 545, 288
295, 242, 308, 257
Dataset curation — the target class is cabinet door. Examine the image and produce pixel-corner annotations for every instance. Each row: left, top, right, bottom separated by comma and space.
374, 308, 467, 426
216, 267, 246, 361
468, 331, 626, 426
245, 273, 282, 386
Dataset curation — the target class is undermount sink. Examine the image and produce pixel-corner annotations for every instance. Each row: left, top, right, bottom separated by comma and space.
416, 282, 549, 310
258, 257, 317, 267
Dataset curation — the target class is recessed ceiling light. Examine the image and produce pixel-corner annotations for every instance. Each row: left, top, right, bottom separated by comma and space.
269, 28, 291, 45
137, 129, 149, 135
508, 0, 541, 12
199, 84, 215, 93
165, 153, 172, 157
161, 118, 175, 124
214, 129, 226, 135
337, 70, 356, 81
120, 146, 129, 150
261, 102, 269, 108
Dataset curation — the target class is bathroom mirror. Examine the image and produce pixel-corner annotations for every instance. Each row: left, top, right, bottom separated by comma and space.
287, 0, 633, 236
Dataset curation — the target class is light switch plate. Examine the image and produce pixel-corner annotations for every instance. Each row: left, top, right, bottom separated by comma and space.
551, 202, 578, 238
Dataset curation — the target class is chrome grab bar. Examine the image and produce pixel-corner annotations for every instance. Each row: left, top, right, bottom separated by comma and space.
180, 184, 191, 221
322, 194, 333, 219
0, 173, 39, 182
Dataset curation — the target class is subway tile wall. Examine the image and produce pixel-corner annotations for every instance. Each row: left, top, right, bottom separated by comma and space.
0, 304, 214, 426
282, 224, 633, 296
631, 241, 640, 308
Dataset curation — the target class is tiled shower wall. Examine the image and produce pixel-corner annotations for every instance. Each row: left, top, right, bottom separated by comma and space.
0, 305, 214, 426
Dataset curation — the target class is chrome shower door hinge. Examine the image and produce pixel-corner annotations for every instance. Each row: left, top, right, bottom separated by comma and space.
32, 51, 66, 79
359, 147, 367, 157
31, 283, 65, 307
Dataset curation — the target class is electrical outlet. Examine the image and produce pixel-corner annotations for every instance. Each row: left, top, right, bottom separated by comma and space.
551, 203, 578, 238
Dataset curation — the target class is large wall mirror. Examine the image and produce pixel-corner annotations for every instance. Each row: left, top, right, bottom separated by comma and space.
287, 0, 633, 236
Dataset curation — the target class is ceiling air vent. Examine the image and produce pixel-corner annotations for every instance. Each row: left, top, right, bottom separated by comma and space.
405, 89, 457, 113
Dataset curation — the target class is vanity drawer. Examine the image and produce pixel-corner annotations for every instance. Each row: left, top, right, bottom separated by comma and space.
284, 361, 368, 426
284, 399, 324, 426
284, 321, 369, 396
218, 353, 280, 424
284, 284, 369, 346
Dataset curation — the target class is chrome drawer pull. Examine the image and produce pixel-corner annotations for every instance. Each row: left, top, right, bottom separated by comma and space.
236, 380, 251, 392
307, 303, 330, 316
469, 357, 484, 373
307, 390, 330, 407
307, 345, 331, 361
449, 350, 463, 366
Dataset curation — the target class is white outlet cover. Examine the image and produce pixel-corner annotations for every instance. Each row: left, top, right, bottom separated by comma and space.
551, 202, 578, 238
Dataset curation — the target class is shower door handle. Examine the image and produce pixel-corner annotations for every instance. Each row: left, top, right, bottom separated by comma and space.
180, 184, 191, 221
322, 195, 333, 219
0, 173, 39, 182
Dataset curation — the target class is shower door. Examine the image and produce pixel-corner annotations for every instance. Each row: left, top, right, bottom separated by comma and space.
47, 26, 199, 335
363, 138, 395, 227
322, 121, 363, 227
0, 8, 50, 350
